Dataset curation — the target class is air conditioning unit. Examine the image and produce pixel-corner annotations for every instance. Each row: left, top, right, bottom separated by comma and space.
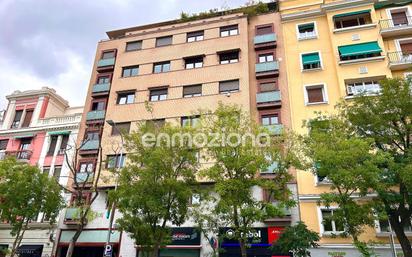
352, 34, 360, 41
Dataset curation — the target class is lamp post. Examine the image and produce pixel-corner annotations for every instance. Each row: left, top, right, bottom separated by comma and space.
104, 120, 124, 257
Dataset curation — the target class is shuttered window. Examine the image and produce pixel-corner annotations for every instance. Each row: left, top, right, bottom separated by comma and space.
219, 80, 239, 93
259, 82, 276, 92
256, 25, 273, 35
183, 85, 202, 97
156, 36, 172, 47
126, 41, 142, 51
21, 110, 33, 128
306, 85, 325, 104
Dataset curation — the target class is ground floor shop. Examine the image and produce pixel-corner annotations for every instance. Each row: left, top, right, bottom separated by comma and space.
56, 229, 121, 257
310, 245, 404, 257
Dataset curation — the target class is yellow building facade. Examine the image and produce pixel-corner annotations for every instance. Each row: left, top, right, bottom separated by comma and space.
280, 0, 412, 256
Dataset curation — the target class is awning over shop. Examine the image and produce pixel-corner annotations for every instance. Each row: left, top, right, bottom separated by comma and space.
59, 230, 120, 244
302, 53, 320, 65
48, 131, 71, 136
333, 9, 370, 18
338, 41, 382, 57
16, 245, 43, 257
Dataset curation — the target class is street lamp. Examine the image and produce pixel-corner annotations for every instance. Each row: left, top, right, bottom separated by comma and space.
104, 120, 124, 257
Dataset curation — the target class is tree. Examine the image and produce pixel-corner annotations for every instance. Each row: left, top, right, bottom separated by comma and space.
339, 77, 412, 257
0, 158, 64, 257
303, 116, 382, 257
273, 221, 319, 257
199, 103, 297, 257
114, 121, 199, 257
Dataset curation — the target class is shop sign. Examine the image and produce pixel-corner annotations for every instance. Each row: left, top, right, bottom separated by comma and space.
170, 227, 200, 245
328, 251, 346, 257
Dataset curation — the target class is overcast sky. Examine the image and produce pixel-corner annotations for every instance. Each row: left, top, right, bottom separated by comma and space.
0, 0, 247, 110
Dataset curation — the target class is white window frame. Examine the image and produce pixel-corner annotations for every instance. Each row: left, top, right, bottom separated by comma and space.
314, 173, 332, 186
303, 83, 328, 105
386, 6, 412, 23
296, 21, 318, 40
318, 207, 345, 236
346, 80, 381, 97
299, 51, 323, 71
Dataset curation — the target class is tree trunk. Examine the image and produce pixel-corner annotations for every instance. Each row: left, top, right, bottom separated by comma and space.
239, 239, 247, 257
10, 220, 29, 257
65, 226, 83, 257
150, 243, 160, 257
389, 215, 412, 257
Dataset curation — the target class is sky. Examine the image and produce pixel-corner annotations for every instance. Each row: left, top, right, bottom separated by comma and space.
0, 0, 248, 110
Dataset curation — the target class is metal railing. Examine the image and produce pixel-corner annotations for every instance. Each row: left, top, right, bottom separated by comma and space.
387, 51, 412, 65
6, 150, 32, 160
298, 31, 317, 40
379, 16, 412, 31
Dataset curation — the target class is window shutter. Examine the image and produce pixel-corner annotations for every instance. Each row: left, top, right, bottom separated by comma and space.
400, 42, 412, 54
219, 80, 239, 93
256, 26, 273, 35
126, 41, 142, 51
156, 36, 172, 47
392, 12, 408, 25
260, 82, 276, 92
183, 85, 202, 95
307, 87, 324, 103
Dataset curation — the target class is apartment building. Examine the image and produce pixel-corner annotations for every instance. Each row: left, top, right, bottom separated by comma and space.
57, 3, 299, 257
280, 0, 412, 256
0, 87, 82, 257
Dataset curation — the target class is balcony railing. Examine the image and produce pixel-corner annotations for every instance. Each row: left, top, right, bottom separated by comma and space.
379, 16, 412, 31
256, 91, 281, 104
92, 83, 111, 94
264, 124, 283, 135
97, 57, 115, 67
255, 61, 279, 74
64, 207, 82, 224
254, 33, 277, 45
36, 114, 82, 126
80, 140, 100, 151
75, 172, 94, 184
298, 31, 317, 40
6, 150, 32, 160
86, 110, 106, 121
388, 51, 412, 65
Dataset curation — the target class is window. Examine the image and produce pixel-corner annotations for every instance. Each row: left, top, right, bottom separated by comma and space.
183, 84, 202, 97
150, 88, 168, 101
259, 82, 276, 92
11, 110, 23, 128
256, 25, 273, 35
258, 53, 274, 63
187, 31, 204, 42
53, 166, 62, 180
305, 85, 327, 104
59, 135, 69, 154
91, 100, 105, 111
219, 80, 239, 94
185, 56, 203, 69
47, 136, 58, 156
111, 122, 131, 136
97, 76, 110, 84
338, 42, 382, 61
346, 80, 381, 96
0, 140, 8, 150
220, 25, 238, 37
147, 119, 165, 128
219, 51, 239, 64
126, 40, 142, 51
181, 116, 200, 127
261, 114, 279, 126
153, 61, 171, 73
21, 110, 33, 128
321, 209, 345, 233
122, 66, 139, 77
85, 131, 99, 141
378, 219, 390, 232
102, 51, 115, 59
297, 22, 317, 40
391, 10, 409, 26
156, 36, 172, 47
334, 11, 372, 29
301, 52, 321, 70
117, 92, 135, 105
107, 154, 126, 169
42, 167, 50, 175
190, 193, 201, 205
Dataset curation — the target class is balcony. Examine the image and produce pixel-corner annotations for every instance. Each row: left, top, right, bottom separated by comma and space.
264, 124, 283, 135
255, 61, 279, 78
64, 207, 82, 225
92, 83, 110, 95
36, 114, 82, 127
80, 140, 100, 151
97, 57, 115, 68
379, 17, 412, 38
256, 91, 281, 108
5, 150, 32, 161
254, 33, 277, 50
387, 51, 412, 70
86, 110, 105, 121
75, 172, 94, 184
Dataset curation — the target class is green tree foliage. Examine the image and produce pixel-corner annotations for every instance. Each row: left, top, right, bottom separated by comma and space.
273, 221, 320, 257
114, 121, 199, 257
199, 103, 298, 257
0, 158, 64, 257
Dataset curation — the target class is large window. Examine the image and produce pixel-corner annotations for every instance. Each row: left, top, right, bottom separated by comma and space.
107, 154, 126, 169
185, 56, 203, 69
219, 51, 239, 64
153, 61, 171, 73
0, 140, 8, 150
97, 76, 110, 84
181, 116, 200, 127
150, 88, 168, 101
47, 136, 58, 156
301, 52, 321, 70
297, 22, 317, 40
122, 66, 139, 77
101, 51, 115, 59
261, 114, 279, 126
220, 25, 238, 37
79, 162, 94, 173
111, 122, 131, 136
259, 82, 276, 92
117, 92, 135, 105
304, 84, 327, 105
321, 209, 345, 233
91, 100, 105, 111
85, 131, 99, 141
256, 25, 273, 35
219, 80, 239, 94
156, 36, 172, 47
53, 166, 62, 180
11, 110, 23, 128
126, 40, 142, 51
334, 10, 372, 29
346, 80, 381, 96
258, 53, 274, 63
187, 31, 204, 42
59, 135, 69, 154
183, 84, 202, 98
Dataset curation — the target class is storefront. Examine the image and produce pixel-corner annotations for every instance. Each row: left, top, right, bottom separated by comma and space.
57, 230, 121, 257
219, 227, 290, 257
15, 245, 44, 257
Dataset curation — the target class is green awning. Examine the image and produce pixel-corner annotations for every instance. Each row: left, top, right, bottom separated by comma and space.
298, 23, 314, 30
375, 1, 412, 10
14, 134, 34, 139
48, 131, 71, 136
59, 230, 120, 243
338, 42, 382, 57
334, 9, 370, 19
302, 53, 320, 65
